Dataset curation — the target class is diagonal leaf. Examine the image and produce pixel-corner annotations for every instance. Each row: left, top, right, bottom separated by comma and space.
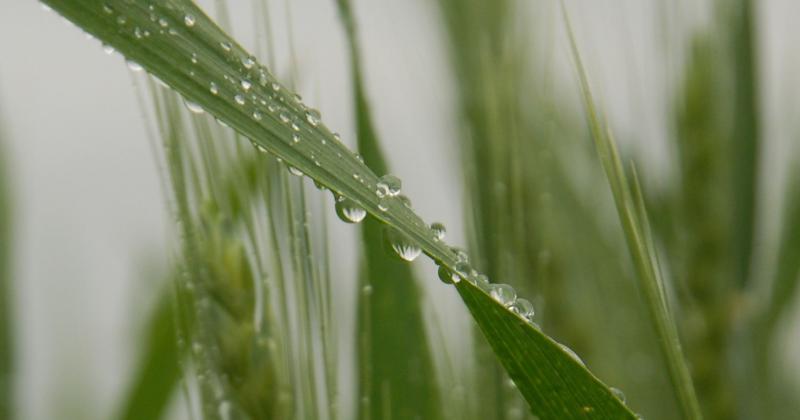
42, 1, 637, 417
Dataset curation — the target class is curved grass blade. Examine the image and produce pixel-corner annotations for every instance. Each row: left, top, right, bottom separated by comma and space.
42, 1, 637, 417
334, 1, 442, 418
561, 4, 702, 420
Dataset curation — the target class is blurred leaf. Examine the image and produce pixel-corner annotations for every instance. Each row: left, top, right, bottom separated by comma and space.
116, 290, 181, 420
562, 5, 703, 420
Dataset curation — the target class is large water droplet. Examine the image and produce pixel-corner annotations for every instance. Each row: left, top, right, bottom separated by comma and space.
240, 79, 252, 91
335, 196, 366, 224
489, 284, 516, 306
437, 265, 459, 284
288, 166, 303, 177
184, 100, 204, 114
376, 174, 401, 198
386, 229, 421, 262
220, 41, 232, 52
305, 110, 320, 126
184, 14, 196, 27
126, 60, 143, 72
241, 56, 256, 69
558, 343, 586, 367
509, 298, 535, 321
610, 387, 626, 403
431, 222, 446, 241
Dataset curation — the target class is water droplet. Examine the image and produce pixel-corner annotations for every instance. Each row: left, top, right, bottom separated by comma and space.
209, 82, 219, 95
454, 261, 472, 281
376, 174, 401, 197
158, 17, 168, 28
220, 41, 232, 52
386, 229, 421, 262
362, 284, 373, 295
335, 196, 366, 223
184, 14, 195, 27
378, 200, 389, 212
102, 44, 115, 55
242, 56, 255, 69
126, 60, 143, 72
437, 265, 459, 284
234, 94, 245, 105
240, 79, 252, 91
291, 134, 300, 144
305, 109, 320, 126
184, 100, 204, 114
475, 274, 490, 288
509, 298, 535, 321
489, 284, 516, 306
271, 82, 281, 91
190, 53, 198, 64
610, 387, 626, 403
451, 247, 469, 263
279, 113, 290, 124
558, 343, 586, 367
252, 110, 262, 121
288, 166, 304, 177
431, 222, 446, 240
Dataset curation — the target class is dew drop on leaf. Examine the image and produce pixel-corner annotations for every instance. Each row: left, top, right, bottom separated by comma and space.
184, 14, 195, 27
126, 60, 143, 72
489, 283, 516, 306
558, 343, 586, 367
376, 174, 401, 197
431, 222, 446, 240
184, 100, 204, 114
386, 228, 421, 262
335, 196, 366, 224
610, 387, 626, 404
509, 298, 535, 321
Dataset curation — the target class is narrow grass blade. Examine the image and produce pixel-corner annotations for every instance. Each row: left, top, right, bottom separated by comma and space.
0, 122, 13, 420
334, 1, 442, 418
116, 289, 181, 420
561, 5, 703, 420
43, 1, 640, 417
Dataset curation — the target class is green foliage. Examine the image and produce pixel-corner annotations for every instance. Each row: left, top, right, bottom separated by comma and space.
23, 0, 800, 419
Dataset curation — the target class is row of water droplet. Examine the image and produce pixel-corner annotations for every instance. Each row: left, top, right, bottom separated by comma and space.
88, 2, 636, 412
